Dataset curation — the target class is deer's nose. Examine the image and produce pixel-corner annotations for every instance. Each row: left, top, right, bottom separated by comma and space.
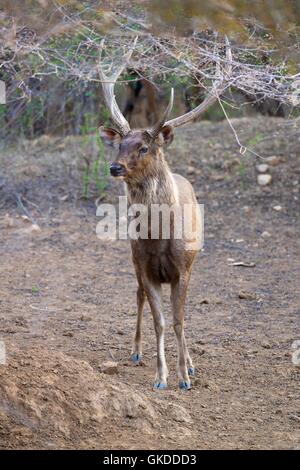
110, 163, 126, 177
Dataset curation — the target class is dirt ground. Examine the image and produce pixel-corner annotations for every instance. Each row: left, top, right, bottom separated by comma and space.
0, 117, 299, 450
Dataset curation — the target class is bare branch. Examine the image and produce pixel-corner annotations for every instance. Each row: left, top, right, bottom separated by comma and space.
165, 37, 233, 128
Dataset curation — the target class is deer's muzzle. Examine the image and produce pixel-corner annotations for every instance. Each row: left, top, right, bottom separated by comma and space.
110, 163, 126, 177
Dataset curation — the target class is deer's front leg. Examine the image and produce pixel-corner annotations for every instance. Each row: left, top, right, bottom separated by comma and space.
131, 284, 145, 364
171, 274, 194, 390
143, 279, 168, 390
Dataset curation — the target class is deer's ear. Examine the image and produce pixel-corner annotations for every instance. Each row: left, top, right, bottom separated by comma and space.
99, 127, 122, 148
158, 125, 174, 147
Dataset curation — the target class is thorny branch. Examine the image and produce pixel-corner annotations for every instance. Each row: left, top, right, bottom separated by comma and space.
0, 7, 299, 111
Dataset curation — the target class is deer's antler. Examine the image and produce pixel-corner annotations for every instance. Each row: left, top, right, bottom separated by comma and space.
148, 88, 174, 139
98, 36, 138, 136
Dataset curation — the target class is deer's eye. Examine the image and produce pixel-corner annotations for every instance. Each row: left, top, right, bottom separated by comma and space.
139, 146, 148, 155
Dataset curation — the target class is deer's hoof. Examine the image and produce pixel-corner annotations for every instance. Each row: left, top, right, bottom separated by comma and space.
130, 353, 142, 364
179, 380, 191, 390
188, 367, 195, 377
153, 381, 167, 390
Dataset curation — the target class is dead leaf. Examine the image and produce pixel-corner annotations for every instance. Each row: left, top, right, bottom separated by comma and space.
238, 291, 257, 300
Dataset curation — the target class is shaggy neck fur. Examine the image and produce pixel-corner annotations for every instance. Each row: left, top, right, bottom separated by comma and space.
125, 150, 178, 206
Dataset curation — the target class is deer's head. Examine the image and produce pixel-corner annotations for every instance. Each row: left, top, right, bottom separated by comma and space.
99, 125, 174, 179
99, 86, 174, 180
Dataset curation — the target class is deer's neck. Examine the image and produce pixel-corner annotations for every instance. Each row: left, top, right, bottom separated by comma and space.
125, 155, 178, 206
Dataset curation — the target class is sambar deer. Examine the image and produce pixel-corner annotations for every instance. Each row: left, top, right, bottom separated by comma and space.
98, 38, 231, 390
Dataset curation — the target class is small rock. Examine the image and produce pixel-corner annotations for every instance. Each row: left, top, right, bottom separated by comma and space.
31, 223, 41, 232
62, 331, 73, 337
23, 223, 41, 234
261, 231, 271, 238
292, 340, 300, 350
273, 205, 282, 211
238, 291, 257, 301
100, 361, 118, 375
21, 215, 31, 223
200, 298, 209, 304
256, 163, 269, 173
187, 166, 195, 175
80, 314, 92, 322
257, 174, 272, 186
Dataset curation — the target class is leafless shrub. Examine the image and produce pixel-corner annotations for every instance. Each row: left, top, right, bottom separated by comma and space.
0, 3, 299, 120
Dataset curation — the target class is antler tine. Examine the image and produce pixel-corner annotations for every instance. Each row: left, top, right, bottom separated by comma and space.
148, 88, 174, 139
98, 36, 138, 136
165, 36, 232, 129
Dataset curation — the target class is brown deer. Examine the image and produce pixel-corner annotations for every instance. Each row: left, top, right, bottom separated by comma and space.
98, 38, 231, 390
